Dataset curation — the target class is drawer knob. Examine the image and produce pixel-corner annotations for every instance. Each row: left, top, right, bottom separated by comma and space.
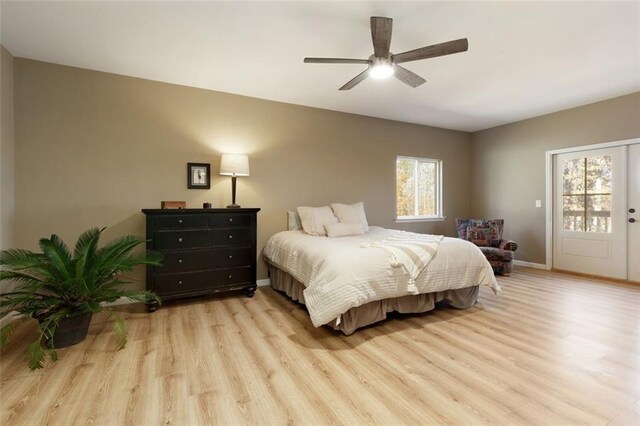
178, 280, 183, 285
178, 219, 183, 224
178, 259, 183, 264
228, 235, 233, 239
229, 218, 233, 222
178, 237, 183, 243
228, 255, 233, 259
228, 274, 233, 279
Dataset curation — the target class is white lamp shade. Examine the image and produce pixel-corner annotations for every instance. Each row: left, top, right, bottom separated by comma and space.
219, 154, 250, 176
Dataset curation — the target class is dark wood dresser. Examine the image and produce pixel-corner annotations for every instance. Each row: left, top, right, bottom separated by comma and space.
141, 208, 260, 311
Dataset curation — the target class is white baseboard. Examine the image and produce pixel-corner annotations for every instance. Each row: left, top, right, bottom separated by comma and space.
106, 297, 134, 306
257, 278, 270, 287
513, 260, 549, 270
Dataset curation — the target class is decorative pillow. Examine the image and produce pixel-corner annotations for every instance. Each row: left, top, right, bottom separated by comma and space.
296, 206, 339, 236
287, 210, 302, 231
472, 219, 503, 238
455, 218, 472, 239
324, 222, 365, 238
466, 219, 503, 247
466, 227, 490, 246
330, 202, 369, 233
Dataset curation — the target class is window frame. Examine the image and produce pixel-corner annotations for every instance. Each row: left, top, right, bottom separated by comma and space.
395, 155, 445, 223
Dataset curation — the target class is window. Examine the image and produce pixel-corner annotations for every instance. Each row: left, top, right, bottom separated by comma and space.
562, 155, 612, 233
396, 156, 443, 220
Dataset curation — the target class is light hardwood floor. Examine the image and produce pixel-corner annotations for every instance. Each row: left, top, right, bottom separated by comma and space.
1, 267, 639, 425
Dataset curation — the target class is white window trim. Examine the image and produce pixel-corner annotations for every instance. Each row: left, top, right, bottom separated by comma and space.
395, 156, 444, 222
395, 216, 446, 223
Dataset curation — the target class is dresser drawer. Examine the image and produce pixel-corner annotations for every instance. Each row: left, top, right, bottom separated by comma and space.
158, 247, 253, 274
154, 228, 252, 250
153, 214, 208, 230
154, 267, 253, 295
208, 214, 251, 228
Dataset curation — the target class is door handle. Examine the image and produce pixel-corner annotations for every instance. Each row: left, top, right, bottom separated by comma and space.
630, 218, 637, 223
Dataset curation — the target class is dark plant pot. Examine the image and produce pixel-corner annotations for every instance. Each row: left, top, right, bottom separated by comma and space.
38, 312, 92, 349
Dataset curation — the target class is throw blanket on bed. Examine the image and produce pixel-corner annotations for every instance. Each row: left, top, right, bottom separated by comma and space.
362, 232, 444, 295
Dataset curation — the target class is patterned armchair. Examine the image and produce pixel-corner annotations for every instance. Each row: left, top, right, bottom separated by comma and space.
455, 219, 518, 276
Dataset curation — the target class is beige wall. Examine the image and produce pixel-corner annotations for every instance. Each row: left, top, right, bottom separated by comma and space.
14, 59, 472, 285
1, 45, 15, 254
470, 92, 640, 265
10, 58, 640, 283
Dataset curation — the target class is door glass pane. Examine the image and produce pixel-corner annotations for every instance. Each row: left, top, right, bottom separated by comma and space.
417, 161, 436, 216
586, 155, 611, 194
586, 194, 611, 233
563, 158, 585, 194
563, 196, 585, 231
562, 155, 613, 233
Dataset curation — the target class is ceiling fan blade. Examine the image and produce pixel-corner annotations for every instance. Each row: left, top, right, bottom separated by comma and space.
304, 58, 371, 64
339, 68, 370, 90
393, 38, 468, 64
393, 64, 426, 88
371, 17, 393, 58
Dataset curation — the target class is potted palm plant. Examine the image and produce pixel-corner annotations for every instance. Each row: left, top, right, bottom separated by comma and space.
0, 227, 162, 370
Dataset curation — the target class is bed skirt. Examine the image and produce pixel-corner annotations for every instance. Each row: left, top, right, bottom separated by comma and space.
266, 263, 480, 335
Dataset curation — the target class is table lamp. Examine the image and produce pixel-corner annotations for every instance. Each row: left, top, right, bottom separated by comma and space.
219, 154, 250, 208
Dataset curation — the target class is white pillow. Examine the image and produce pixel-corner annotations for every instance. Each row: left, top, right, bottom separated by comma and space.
330, 202, 369, 233
287, 210, 302, 231
296, 206, 339, 236
324, 222, 364, 238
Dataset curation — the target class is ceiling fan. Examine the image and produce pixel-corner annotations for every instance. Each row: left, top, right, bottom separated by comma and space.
304, 17, 468, 90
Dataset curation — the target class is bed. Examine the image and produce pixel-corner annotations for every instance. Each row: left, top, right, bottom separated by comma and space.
263, 225, 499, 335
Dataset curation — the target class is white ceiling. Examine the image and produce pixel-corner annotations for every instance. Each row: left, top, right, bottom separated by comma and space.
1, 1, 639, 132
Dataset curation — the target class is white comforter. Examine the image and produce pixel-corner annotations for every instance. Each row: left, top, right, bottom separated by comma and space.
263, 226, 499, 327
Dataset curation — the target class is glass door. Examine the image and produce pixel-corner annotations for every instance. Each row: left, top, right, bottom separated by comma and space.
553, 146, 627, 279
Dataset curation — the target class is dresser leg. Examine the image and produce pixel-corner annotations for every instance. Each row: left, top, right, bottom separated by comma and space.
246, 286, 257, 298
146, 300, 159, 312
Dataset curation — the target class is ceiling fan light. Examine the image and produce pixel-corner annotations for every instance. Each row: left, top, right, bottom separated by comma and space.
369, 63, 394, 79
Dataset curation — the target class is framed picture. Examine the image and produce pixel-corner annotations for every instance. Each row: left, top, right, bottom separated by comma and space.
187, 163, 211, 189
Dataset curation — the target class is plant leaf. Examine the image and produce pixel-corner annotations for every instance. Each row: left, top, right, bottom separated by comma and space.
48, 348, 58, 362
73, 227, 104, 260
107, 311, 128, 350
0, 250, 54, 283
0, 270, 45, 286
39, 237, 71, 280
0, 249, 43, 268
49, 234, 72, 266
26, 339, 45, 370
95, 235, 146, 272
0, 325, 13, 349
73, 227, 103, 294
0, 320, 22, 349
